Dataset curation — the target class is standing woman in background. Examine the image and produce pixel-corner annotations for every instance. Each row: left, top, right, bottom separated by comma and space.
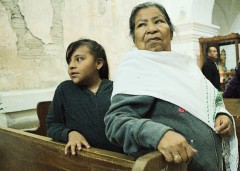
47, 39, 122, 155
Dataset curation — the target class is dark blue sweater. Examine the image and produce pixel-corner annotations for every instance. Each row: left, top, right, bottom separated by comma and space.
47, 79, 122, 153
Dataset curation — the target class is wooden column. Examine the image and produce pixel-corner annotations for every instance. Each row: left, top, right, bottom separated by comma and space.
235, 38, 239, 64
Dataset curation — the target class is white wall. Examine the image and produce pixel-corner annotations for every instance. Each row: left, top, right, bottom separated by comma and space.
212, 0, 240, 69
0, 0, 239, 129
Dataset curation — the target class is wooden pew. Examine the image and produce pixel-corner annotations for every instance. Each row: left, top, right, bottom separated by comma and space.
223, 98, 240, 159
223, 98, 240, 117
19, 98, 238, 170
223, 99, 240, 140
0, 126, 187, 171
31, 99, 240, 137
26, 101, 51, 136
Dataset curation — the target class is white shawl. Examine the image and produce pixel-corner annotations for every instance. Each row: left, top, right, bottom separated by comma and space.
112, 49, 239, 171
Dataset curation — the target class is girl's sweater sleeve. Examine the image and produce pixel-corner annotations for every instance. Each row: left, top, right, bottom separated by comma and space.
46, 86, 71, 143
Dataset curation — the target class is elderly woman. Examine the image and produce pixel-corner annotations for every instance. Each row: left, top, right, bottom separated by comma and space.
104, 2, 238, 171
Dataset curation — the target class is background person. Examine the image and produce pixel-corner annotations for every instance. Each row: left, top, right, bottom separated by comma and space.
202, 45, 221, 91
223, 61, 240, 98
47, 39, 122, 155
104, 2, 238, 171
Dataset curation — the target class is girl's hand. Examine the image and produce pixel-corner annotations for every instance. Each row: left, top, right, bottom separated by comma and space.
65, 131, 90, 155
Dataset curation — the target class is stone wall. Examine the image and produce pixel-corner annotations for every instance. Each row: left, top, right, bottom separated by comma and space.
0, 0, 239, 129
0, 0, 67, 91
0, 0, 141, 129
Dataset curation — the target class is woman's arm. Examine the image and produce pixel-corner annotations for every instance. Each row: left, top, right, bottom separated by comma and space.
104, 94, 172, 154
214, 92, 233, 136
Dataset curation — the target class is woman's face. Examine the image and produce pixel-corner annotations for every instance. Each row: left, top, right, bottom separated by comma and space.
67, 45, 101, 85
133, 6, 172, 52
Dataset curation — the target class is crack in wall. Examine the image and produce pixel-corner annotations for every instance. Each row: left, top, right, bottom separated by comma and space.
1, 0, 44, 60
1, 0, 64, 61
0, 0, 66, 90
50, 0, 64, 46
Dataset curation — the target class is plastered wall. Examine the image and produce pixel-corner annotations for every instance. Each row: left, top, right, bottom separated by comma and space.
0, 0, 141, 91
0, 0, 239, 129
1, 0, 239, 92
0, 0, 145, 128
1, 0, 68, 91
212, 0, 240, 69
0, 0, 217, 91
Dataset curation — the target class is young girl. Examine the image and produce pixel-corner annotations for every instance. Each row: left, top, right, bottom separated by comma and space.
47, 39, 122, 155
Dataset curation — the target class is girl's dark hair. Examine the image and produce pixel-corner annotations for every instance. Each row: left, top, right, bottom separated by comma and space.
66, 39, 109, 79
129, 2, 175, 42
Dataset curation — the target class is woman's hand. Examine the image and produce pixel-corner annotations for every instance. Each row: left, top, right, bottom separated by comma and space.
65, 131, 90, 155
157, 131, 197, 164
215, 114, 233, 137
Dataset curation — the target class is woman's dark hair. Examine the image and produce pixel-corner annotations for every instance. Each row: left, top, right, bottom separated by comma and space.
66, 39, 109, 79
129, 2, 175, 42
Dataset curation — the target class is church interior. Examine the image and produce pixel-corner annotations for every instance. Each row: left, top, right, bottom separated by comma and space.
0, 0, 239, 170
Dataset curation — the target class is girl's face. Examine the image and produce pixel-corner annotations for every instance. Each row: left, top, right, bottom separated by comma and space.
67, 45, 102, 85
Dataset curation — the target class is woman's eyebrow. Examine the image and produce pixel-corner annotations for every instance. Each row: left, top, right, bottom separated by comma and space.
136, 15, 165, 23
135, 19, 148, 24
152, 15, 165, 20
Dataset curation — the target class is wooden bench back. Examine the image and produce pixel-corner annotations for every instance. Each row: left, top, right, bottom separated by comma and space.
20, 98, 238, 170
0, 126, 187, 171
32, 99, 239, 137
223, 98, 240, 154
223, 98, 240, 117
27, 101, 51, 136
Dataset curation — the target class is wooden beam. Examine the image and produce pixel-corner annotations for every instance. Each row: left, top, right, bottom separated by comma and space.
223, 98, 240, 116
132, 151, 187, 171
0, 126, 187, 171
223, 98, 240, 153
235, 39, 239, 64
0, 127, 134, 171
199, 33, 240, 44
198, 33, 240, 68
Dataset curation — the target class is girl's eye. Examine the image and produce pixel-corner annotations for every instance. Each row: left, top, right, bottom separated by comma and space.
76, 56, 83, 62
